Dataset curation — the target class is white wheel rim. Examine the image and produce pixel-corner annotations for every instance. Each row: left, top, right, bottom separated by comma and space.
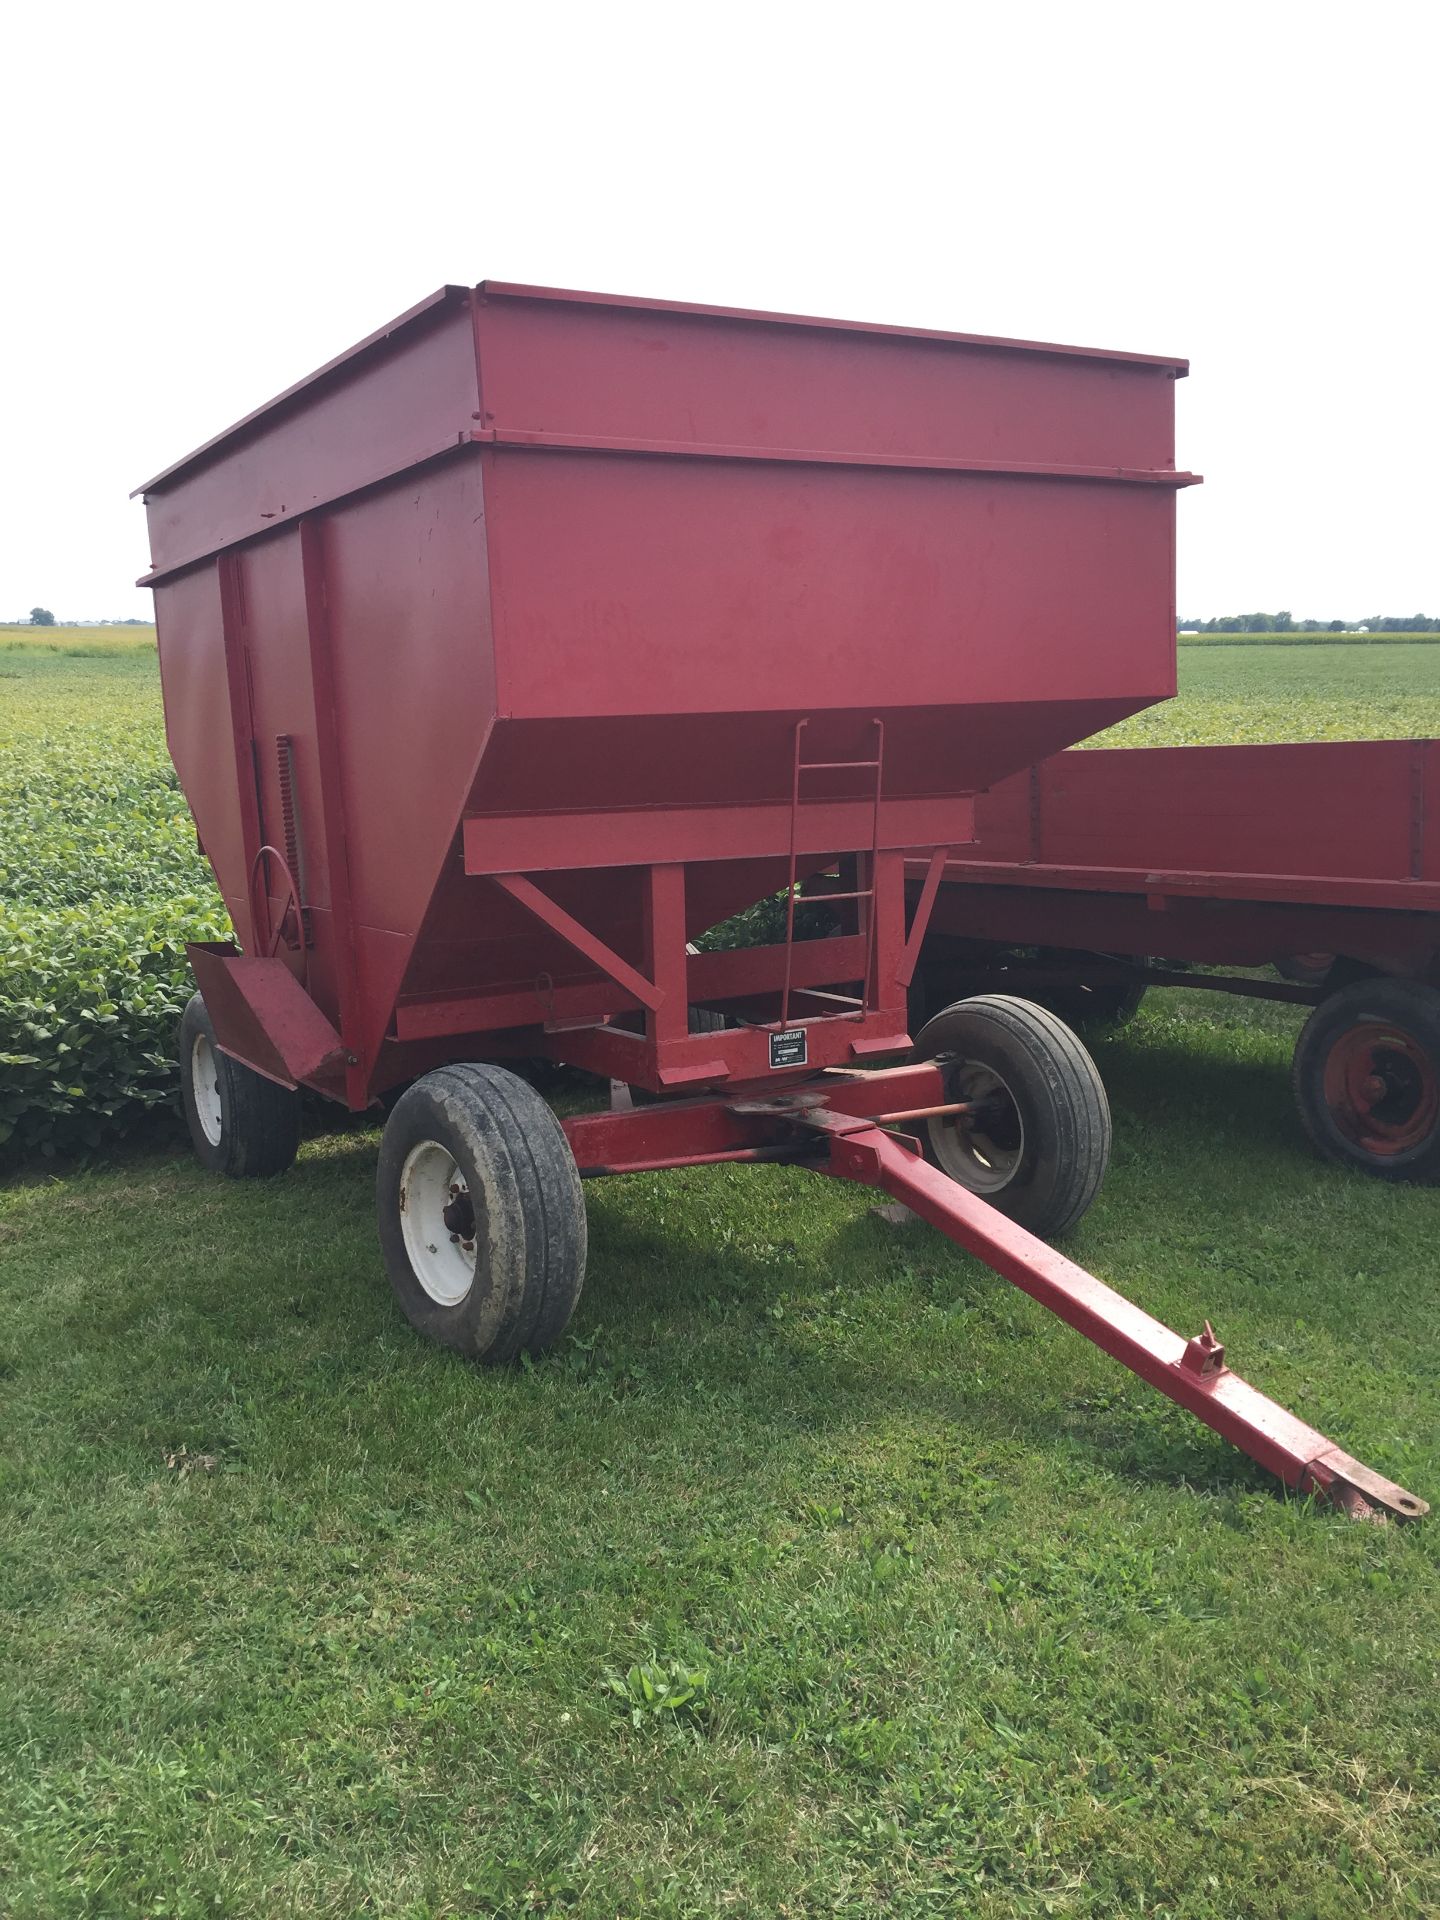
191, 1033, 224, 1147
927, 1061, 1025, 1194
399, 1140, 478, 1306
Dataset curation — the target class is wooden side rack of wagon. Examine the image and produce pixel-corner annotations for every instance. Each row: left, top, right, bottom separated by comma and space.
135, 281, 1427, 1524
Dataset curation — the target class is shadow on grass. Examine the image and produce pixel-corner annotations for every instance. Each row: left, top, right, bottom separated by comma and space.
1093, 1031, 1300, 1151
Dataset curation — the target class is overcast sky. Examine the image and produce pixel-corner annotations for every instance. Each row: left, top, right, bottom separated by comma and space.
3, 0, 1435, 624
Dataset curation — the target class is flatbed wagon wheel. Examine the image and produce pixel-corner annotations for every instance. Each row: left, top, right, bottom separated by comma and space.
1275, 952, 1334, 988
177, 993, 300, 1178
377, 1063, 587, 1361
1292, 978, 1440, 1183
913, 994, 1111, 1239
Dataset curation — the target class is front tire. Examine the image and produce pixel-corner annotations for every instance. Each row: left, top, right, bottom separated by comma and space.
178, 993, 300, 1178
1292, 978, 1440, 1182
377, 1063, 587, 1360
914, 994, 1112, 1239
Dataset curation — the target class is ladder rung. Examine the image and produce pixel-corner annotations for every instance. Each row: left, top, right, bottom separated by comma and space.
798, 758, 883, 772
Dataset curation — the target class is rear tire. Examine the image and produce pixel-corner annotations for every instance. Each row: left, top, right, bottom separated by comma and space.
914, 994, 1111, 1238
1275, 952, 1334, 987
1291, 978, 1440, 1183
178, 992, 300, 1178
377, 1063, 587, 1360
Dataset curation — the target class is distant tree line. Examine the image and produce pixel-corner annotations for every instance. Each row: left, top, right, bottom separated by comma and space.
9, 612, 151, 626
1179, 611, 1439, 633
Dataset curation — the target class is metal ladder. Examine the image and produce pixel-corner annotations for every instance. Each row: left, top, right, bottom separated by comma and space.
778, 717, 886, 1028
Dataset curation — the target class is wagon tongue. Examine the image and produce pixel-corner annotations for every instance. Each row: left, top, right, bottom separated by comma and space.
790, 1105, 1428, 1525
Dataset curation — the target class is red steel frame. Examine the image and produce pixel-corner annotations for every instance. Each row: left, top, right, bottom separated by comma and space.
564, 1069, 1426, 1522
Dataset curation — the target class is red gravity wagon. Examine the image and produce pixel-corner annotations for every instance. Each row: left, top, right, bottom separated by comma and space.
135, 282, 1425, 1521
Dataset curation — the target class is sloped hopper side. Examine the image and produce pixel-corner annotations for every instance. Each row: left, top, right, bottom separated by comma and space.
138, 283, 1195, 1098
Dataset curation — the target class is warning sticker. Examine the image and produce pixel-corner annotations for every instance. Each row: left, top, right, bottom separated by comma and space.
769, 1027, 808, 1069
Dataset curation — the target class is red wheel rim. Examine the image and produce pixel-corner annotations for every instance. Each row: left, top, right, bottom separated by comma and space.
1322, 1021, 1440, 1156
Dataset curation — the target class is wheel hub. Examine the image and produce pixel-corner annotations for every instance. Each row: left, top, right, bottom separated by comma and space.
442, 1189, 475, 1240
191, 1033, 223, 1147
398, 1141, 480, 1305
927, 1058, 1025, 1192
1324, 1022, 1439, 1156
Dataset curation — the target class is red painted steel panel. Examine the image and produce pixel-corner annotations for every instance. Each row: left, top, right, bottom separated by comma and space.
479, 281, 1189, 372
462, 795, 976, 874
473, 286, 1184, 470
188, 942, 344, 1090
957, 742, 1436, 890
317, 463, 497, 1073
152, 562, 248, 937
233, 532, 332, 970
460, 704, 1145, 818
483, 452, 1176, 723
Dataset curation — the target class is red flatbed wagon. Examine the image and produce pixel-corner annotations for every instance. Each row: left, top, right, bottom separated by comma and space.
916, 739, 1440, 1180
135, 282, 1424, 1520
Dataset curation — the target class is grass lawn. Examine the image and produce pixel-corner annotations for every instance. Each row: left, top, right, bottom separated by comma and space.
2, 637, 1439, 1916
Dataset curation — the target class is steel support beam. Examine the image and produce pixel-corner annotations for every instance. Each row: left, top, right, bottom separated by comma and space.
492, 872, 664, 1010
